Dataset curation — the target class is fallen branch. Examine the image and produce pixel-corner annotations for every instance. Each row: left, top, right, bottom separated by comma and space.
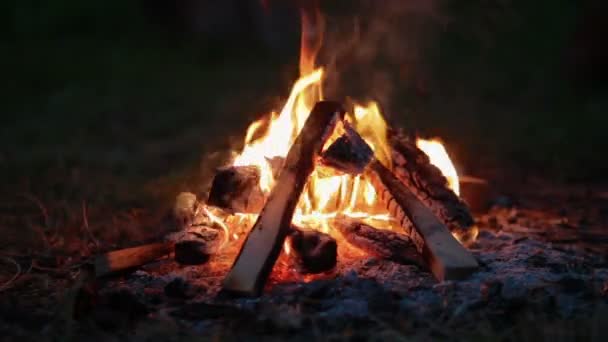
93, 242, 174, 278
222, 101, 345, 296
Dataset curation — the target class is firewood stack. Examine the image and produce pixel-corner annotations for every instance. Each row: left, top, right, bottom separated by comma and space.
90, 100, 478, 297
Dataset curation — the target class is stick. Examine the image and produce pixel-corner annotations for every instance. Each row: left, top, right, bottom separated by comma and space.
322, 129, 478, 281
222, 101, 344, 296
93, 242, 174, 278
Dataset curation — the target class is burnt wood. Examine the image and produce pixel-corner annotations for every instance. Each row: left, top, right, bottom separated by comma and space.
207, 165, 266, 214
320, 122, 373, 175
222, 101, 345, 296
333, 217, 424, 267
289, 226, 337, 273
94, 242, 174, 278
390, 132, 474, 234
166, 226, 223, 265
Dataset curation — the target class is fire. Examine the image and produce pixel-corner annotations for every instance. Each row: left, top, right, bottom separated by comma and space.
416, 138, 460, 196
215, 3, 464, 252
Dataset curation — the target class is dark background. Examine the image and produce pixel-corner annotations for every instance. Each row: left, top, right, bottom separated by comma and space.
1, 0, 606, 222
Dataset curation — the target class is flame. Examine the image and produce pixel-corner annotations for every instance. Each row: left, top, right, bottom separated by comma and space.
211, 3, 470, 264
416, 138, 460, 196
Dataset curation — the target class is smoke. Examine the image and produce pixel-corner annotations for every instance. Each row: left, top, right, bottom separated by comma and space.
318, 0, 446, 120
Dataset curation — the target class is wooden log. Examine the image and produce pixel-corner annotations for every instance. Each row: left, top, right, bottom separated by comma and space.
166, 226, 223, 265
390, 131, 474, 234
368, 159, 478, 281
222, 101, 344, 296
288, 226, 337, 273
333, 217, 424, 267
322, 129, 478, 281
93, 242, 174, 278
207, 165, 266, 213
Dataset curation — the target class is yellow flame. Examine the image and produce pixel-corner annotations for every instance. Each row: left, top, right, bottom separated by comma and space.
416, 138, 460, 196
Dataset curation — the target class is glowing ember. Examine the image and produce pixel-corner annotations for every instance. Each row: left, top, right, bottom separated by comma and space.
416, 138, 460, 196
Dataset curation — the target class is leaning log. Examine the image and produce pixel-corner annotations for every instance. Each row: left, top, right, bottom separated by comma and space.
389, 131, 474, 234
333, 217, 424, 267
368, 159, 478, 281
94, 242, 174, 278
222, 101, 345, 296
322, 129, 478, 281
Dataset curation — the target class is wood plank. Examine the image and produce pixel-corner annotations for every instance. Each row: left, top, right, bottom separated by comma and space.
222, 101, 345, 296
368, 159, 478, 281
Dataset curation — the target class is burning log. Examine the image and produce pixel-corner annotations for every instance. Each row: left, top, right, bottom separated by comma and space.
166, 226, 223, 265
390, 132, 475, 234
321, 128, 478, 281
93, 242, 174, 278
207, 165, 266, 213
288, 226, 337, 273
222, 101, 344, 296
333, 217, 424, 267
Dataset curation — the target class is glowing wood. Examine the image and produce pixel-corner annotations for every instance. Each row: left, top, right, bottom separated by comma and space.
222, 101, 345, 296
94, 242, 173, 278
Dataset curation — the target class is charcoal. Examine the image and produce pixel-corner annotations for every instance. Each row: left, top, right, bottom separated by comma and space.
289, 227, 337, 274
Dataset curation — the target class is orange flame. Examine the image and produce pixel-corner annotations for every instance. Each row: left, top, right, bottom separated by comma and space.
416, 138, 460, 196
218, 4, 467, 256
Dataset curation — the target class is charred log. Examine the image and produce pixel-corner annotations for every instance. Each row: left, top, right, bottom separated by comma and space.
222, 101, 344, 296
334, 217, 424, 267
288, 226, 337, 274
389, 131, 474, 234
207, 165, 265, 214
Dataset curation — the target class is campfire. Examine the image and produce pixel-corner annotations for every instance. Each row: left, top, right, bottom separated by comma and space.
94, 5, 480, 297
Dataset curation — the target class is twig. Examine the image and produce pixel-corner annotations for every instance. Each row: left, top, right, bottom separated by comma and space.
0, 256, 22, 292
81, 200, 100, 252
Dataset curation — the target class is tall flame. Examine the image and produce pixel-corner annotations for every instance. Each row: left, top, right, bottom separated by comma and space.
226, 3, 462, 246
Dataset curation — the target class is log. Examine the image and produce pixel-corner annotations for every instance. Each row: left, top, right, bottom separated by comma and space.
333, 217, 424, 267
389, 131, 474, 234
166, 226, 223, 265
93, 242, 174, 278
288, 226, 337, 273
322, 129, 478, 281
368, 159, 478, 281
222, 101, 344, 296
207, 165, 265, 213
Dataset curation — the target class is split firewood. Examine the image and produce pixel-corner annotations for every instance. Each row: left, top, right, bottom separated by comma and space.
333, 217, 424, 267
93, 242, 174, 278
166, 226, 223, 265
288, 226, 337, 273
321, 128, 478, 281
207, 165, 266, 213
222, 101, 345, 296
389, 131, 475, 234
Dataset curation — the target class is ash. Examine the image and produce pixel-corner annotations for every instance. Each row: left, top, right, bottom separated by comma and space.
97, 189, 608, 339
